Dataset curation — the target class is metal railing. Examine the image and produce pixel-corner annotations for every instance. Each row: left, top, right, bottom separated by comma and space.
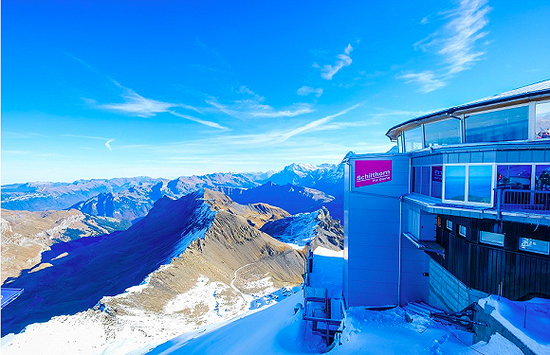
499, 188, 550, 212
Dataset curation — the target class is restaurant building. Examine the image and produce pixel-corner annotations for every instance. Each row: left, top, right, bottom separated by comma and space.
343, 79, 550, 311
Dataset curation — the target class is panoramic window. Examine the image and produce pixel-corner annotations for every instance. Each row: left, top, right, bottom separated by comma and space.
519, 238, 550, 255
464, 106, 529, 143
497, 165, 532, 189
459, 225, 466, 237
424, 119, 461, 146
536, 101, 550, 139
480, 231, 505, 246
404, 126, 423, 152
444, 165, 466, 201
397, 134, 404, 153
535, 165, 550, 191
431, 166, 443, 198
468, 165, 493, 203
421, 166, 430, 195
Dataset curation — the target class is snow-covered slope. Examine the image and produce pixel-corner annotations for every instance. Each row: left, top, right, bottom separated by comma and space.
1, 190, 304, 354
479, 295, 550, 355
146, 247, 523, 355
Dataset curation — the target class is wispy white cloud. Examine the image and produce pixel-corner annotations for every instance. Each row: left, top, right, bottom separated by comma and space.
168, 110, 229, 130
105, 139, 115, 152
280, 103, 362, 140
438, 0, 491, 75
308, 120, 379, 132
297, 86, 324, 97
62, 134, 117, 151
67, 53, 227, 130
207, 85, 314, 119
97, 89, 176, 117
95, 85, 227, 130
397, 71, 446, 93
3, 131, 46, 139
62, 134, 109, 140
400, 0, 491, 92
213, 102, 364, 145
318, 44, 353, 80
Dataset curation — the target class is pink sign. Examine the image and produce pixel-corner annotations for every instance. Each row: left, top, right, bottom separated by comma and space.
355, 160, 392, 188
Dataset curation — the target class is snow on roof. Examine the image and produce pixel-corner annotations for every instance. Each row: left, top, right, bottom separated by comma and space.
465, 79, 550, 105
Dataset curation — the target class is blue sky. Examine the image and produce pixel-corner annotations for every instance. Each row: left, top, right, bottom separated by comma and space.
2, 0, 550, 183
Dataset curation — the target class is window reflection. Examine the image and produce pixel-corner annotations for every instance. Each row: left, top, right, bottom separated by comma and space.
497, 165, 532, 190
536, 102, 550, 139
468, 165, 493, 203
405, 126, 423, 152
424, 119, 461, 146
465, 106, 529, 143
536, 165, 550, 191
445, 165, 466, 201
519, 237, 550, 255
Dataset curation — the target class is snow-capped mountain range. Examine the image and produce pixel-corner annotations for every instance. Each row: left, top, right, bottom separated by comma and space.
1, 163, 344, 223
1, 189, 343, 354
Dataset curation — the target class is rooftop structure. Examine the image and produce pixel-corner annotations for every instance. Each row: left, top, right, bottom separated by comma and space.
343, 79, 550, 314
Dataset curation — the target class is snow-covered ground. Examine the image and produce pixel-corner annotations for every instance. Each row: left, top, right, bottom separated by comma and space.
479, 295, 550, 354
0, 272, 298, 355
309, 247, 343, 298
331, 307, 522, 355
146, 247, 523, 355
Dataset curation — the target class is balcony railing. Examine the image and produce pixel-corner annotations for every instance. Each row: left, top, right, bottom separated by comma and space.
499, 189, 550, 212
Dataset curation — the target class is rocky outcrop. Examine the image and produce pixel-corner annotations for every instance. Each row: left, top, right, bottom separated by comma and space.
260, 207, 344, 251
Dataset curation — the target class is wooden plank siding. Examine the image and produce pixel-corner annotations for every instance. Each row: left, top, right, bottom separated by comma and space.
434, 215, 550, 300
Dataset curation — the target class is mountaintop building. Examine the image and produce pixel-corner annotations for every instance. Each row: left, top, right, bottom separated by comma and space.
343, 79, 550, 311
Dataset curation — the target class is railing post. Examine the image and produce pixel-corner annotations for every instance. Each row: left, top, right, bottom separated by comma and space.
496, 186, 503, 221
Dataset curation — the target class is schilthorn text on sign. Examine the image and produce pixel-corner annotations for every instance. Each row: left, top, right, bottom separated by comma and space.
355, 160, 392, 187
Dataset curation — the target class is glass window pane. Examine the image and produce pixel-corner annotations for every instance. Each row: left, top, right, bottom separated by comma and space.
519, 238, 550, 255
421, 167, 430, 195
459, 225, 466, 237
536, 102, 550, 139
431, 166, 443, 198
445, 165, 466, 201
424, 119, 461, 146
468, 165, 493, 203
446, 220, 453, 230
465, 106, 529, 143
397, 134, 404, 153
497, 165, 532, 190
535, 165, 550, 191
413, 167, 421, 193
480, 231, 504, 246
404, 127, 423, 152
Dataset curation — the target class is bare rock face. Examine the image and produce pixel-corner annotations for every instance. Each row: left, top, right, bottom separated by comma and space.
311, 207, 344, 251
1, 209, 126, 283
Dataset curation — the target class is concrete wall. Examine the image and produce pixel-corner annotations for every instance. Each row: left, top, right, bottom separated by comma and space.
344, 154, 409, 307
428, 259, 488, 312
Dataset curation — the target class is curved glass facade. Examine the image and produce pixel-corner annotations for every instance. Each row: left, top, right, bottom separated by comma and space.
465, 106, 529, 143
